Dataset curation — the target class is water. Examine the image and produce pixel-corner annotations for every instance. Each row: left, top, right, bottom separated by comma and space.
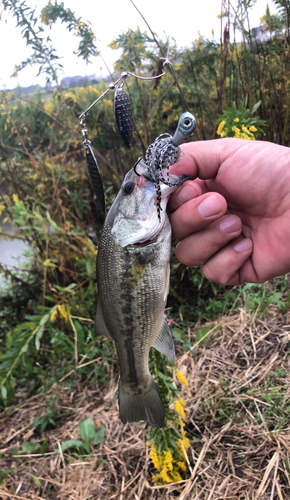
0, 213, 28, 293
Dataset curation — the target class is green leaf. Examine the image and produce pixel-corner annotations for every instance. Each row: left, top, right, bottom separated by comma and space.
65, 283, 77, 291
1, 386, 7, 400
171, 327, 187, 343
1, 386, 7, 401
28, 473, 42, 486
158, 371, 171, 381
251, 100, 261, 114
58, 439, 84, 452
78, 417, 96, 442
195, 326, 211, 346
46, 211, 63, 232
40, 312, 50, 326
78, 417, 96, 453
92, 425, 105, 445
21, 442, 42, 454
35, 325, 44, 350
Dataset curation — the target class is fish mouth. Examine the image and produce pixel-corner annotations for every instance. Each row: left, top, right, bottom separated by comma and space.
132, 236, 158, 248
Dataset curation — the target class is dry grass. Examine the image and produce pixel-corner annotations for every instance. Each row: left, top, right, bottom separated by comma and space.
1, 306, 290, 499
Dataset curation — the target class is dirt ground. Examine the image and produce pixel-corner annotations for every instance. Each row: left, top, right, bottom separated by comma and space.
1, 306, 290, 499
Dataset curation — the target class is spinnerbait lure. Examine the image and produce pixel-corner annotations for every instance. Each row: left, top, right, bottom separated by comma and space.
143, 112, 196, 219
79, 60, 171, 212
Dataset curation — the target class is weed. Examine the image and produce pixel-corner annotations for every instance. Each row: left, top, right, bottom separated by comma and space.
59, 417, 105, 455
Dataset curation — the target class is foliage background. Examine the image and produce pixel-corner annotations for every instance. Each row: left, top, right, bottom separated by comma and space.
1, 0, 290, 496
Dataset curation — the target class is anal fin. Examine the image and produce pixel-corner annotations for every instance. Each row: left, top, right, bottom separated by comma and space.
153, 315, 175, 363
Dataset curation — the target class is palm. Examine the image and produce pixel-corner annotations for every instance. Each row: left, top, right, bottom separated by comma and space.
202, 141, 290, 282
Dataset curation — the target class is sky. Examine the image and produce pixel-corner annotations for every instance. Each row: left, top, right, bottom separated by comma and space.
0, 0, 278, 89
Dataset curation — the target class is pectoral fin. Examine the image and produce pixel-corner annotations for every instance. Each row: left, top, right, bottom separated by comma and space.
153, 316, 175, 362
94, 303, 110, 337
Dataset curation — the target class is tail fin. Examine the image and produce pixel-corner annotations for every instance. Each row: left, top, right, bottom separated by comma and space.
118, 376, 165, 427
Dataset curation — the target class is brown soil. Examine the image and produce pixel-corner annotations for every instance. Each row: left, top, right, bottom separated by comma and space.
1, 306, 290, 499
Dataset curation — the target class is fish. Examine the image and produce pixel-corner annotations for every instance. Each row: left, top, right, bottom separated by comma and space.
94, 113, 196, 427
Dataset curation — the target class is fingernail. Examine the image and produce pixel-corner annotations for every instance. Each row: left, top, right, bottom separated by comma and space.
198, 196, 222, 218
219, 215, 241, 234
177, 185, 197, 204
234, 239, 252, 252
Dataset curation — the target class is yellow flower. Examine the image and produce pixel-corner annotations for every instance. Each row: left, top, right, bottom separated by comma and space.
217, 120, 226, 136
179, 397, 186, 407
51, 305, 69, 322
154, 450, 175, 484
0, 204, 5, 216
220, 131, 227, 138
177, 431, 190, 458
249, 125, 257, 132
181, 432, 190, 451
163, 450, 173, 471
176, 370, 188, 386
234, 117, 239, 122
232, 126, 241, 138
241, 125, 253, 137
44, 101, 53, 114
12, 194, 18, 203
177, 461, 187, 472
65, 91, 77, 102
150, 432, 190, 485
169, 470, 182, 482
175, 399, 186, 419
150, 446, 162, 470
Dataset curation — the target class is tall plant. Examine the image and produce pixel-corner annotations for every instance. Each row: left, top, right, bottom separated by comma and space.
1, 0, 98, 86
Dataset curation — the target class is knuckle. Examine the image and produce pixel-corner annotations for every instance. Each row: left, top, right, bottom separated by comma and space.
203, 260, 238, 285
203, 264, 226, 285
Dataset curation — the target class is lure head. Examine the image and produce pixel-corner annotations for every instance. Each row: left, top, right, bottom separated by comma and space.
171, 112, 196, 146
143, 111, 195, 219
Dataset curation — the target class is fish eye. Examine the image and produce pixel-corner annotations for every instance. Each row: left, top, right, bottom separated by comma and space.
183, 118, 192, 128
122, 181, 135, 195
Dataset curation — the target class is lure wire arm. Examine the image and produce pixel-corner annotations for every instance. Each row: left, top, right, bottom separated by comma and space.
133, 157, 142, 176
79, 58, 171, 120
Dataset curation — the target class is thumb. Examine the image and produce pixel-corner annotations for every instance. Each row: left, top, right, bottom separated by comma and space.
170, 138, 248, 180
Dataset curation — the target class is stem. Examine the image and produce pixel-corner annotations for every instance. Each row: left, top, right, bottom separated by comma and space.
129, 0, 189, 111
43, 239, 49, 306
282, 94, 290, 145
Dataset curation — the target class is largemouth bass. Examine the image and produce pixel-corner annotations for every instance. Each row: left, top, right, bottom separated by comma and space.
95, 113, 195, 427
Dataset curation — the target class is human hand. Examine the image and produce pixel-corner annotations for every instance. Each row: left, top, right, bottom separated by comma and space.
168, 138, 290, 285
